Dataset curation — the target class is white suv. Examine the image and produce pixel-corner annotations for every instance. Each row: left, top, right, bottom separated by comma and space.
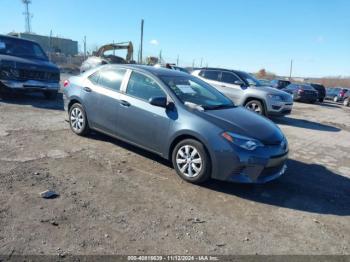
192, 68, 293, 117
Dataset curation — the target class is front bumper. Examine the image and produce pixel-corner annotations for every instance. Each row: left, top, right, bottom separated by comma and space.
212, 140, 289, 183
266, 100, 293, 116
0, 79, 60, 91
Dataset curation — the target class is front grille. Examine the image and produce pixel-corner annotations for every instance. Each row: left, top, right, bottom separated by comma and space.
259, 163, 285, 179
18, 69, 59, 82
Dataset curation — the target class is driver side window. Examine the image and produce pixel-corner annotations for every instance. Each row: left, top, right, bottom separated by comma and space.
126, 72, 165, 101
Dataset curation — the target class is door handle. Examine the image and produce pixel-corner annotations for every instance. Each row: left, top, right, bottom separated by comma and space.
120, 100, 131, 107
83, 87, 92, 92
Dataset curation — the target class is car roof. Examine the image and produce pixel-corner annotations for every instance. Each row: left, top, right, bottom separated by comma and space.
195, 67, 249, 75
0, 34, 38, 44
105, 64, 189, 77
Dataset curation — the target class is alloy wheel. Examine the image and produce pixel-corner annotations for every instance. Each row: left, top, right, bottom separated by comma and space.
246, 102, 262, 114
176, 145, 202, 178
70, 107, 84, 132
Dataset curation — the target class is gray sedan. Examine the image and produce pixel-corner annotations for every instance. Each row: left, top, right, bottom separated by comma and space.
63, 65, 288, 184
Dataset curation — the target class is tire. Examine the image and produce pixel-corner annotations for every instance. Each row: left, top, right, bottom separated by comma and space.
333, 96, 339, 103
172, 139, 211, 184
244, 100, 265, 116
319, 98, 324, 103
43, 91, 58, 100
344, 98, 350, 107
69, 103, 90, 136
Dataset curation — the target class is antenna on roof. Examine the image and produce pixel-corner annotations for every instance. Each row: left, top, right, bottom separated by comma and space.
22, 0, 33, 33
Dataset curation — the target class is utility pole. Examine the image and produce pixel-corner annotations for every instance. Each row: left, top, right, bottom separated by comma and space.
83, 36, 87, 60
22, 0, 32, 33
200, 58, 203, 67
140, 19, 144, 64
48, 30, 52, 61
192, 59, 195, 68
289, 59, 293, 80
113, 40, 115, 56
176, 55, 179, 66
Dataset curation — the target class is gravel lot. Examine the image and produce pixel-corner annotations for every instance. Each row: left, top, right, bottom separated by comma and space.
0, 77, 349, 256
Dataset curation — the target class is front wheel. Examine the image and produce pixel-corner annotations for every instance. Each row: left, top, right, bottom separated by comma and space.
244, 100, 265, 116
172, 139, 211, 184
69, 103, 90, 136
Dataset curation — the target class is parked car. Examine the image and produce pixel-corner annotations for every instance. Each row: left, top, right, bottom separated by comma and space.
154, 63, 189, 73
191, 68, 293, 117
282, 84, 318, 103
325, 87, 341, 101
310, 83, 326, 102
63, 65, 289, 184
0, 34, 60, 99
258, 79, 271, 86
334, 88, 348, 103
270, 79, 291, 90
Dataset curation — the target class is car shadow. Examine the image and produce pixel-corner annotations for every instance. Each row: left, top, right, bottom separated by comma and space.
273, 116, 341, 132
0, 91, 64, 111
203, 159, 350, 216
87, 131, 172, 167
86, 132, 350, 216
317, 102, 341, 108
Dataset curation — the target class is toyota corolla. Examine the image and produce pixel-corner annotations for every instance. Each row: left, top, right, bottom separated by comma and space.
63, 65, 288, 184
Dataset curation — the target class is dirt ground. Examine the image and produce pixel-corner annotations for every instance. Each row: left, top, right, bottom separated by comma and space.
0, 78, 349, 256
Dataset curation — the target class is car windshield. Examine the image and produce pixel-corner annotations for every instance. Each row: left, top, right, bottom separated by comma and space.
235, 71, 262, 86
160, 75, 235, 110
0, 37, 48, 60
300, 85, 315, 90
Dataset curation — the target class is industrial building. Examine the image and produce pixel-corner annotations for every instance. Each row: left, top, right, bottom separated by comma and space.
8, 32, 78, 56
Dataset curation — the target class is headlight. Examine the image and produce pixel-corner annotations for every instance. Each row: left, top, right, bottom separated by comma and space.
0, 68, 19, 79
268, 94, 283, 101
222, 132, 263, 151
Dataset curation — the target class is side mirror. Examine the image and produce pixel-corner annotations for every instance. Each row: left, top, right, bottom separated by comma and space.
234, 80, 245, 87
149, 96, 167, 108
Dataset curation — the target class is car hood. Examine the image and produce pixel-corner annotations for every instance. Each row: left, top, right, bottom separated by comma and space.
0, 54, 59, 72
196, 106, 284, 145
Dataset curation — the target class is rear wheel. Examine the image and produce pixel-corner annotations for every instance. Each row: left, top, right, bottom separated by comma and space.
244, 100, 265, 116
319, 98, 324, 103
172, 139, 211, 184
69, 103, 90, 136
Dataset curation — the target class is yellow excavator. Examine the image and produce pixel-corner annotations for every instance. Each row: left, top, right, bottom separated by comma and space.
80, 41, 135, 73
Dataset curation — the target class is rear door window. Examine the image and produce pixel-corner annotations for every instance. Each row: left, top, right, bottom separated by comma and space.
201, 70, 220, 81
221, 72, 240, 84
97, 68, 126, 91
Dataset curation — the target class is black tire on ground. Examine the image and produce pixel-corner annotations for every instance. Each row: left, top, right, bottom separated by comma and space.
43, 91, 58, 100
244, 100, 266, 116
319, 98, 324, 103
172, 139, 211, 184
310, 100, 317, 104
69, 103, 90, 136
